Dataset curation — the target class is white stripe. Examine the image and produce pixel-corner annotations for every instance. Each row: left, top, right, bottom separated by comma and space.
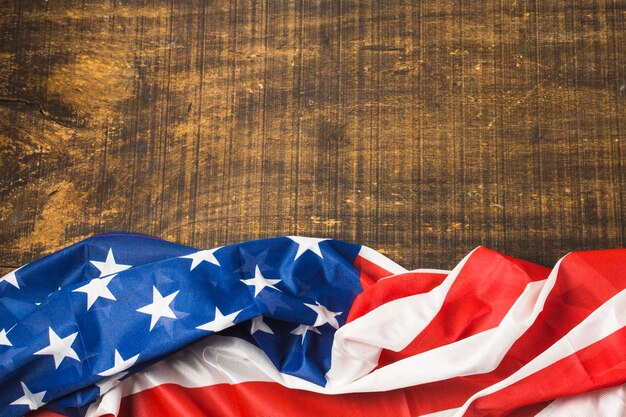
453, 278, 626, 416
536, 383, 626, 417
335, 278, 547, 392
86, 336, 325, 417
357, 246, 407, 275
408, 268, 451, 274
90, 284, 543, 414
88, 332, 513, 417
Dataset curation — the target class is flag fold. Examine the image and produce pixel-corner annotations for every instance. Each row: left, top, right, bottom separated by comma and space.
0, 233, 625, 417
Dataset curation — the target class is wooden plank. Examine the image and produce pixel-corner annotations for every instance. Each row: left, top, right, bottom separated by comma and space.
0, 0, 625, 270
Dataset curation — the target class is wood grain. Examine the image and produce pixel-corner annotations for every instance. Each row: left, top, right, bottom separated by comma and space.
0, 0, 625, 271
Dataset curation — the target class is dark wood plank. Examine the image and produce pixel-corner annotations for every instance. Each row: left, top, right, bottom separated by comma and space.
0, 0, 625, 270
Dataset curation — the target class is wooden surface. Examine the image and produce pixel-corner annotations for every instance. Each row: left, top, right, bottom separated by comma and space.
1, 0, 625, 273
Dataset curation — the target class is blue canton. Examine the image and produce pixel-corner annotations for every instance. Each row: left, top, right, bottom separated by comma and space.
0, 234, 362, 417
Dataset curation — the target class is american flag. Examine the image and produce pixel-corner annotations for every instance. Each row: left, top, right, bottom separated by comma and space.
1, 233, 625, 417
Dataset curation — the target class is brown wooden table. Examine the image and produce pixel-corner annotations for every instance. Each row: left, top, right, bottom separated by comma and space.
1, 0, 625, 274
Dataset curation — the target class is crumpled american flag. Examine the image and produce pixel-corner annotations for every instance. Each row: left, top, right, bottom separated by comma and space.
1, 233, 626, 417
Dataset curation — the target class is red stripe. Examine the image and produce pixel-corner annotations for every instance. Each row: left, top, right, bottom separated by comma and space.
353, 255, 394, 289
377, 247, 551, 367
347, 270, 447, 323
115, 382, 417, 417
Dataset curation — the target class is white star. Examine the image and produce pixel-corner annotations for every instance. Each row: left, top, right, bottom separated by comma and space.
34, 328, 80, 369
10, 381, 46, 410
287, 236, 330, 260
90, 249, 132, 277
250, 316, 274, 335
304, 301, 342, 329
196, 307, 242, 332
0, 325, 15, 346
136, 287, 179, 331
290, 324, 321, 342
180, 248, 221, 271
0, 266, 23, 289
240, 266, 282, 297
98, 350, 140, 377
73, 275, 117, 310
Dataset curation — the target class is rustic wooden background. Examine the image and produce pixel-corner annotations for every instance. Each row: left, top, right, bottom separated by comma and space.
1, 0, 625, 274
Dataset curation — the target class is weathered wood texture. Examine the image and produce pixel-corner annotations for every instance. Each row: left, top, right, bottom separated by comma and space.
1, 0, 625, 273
